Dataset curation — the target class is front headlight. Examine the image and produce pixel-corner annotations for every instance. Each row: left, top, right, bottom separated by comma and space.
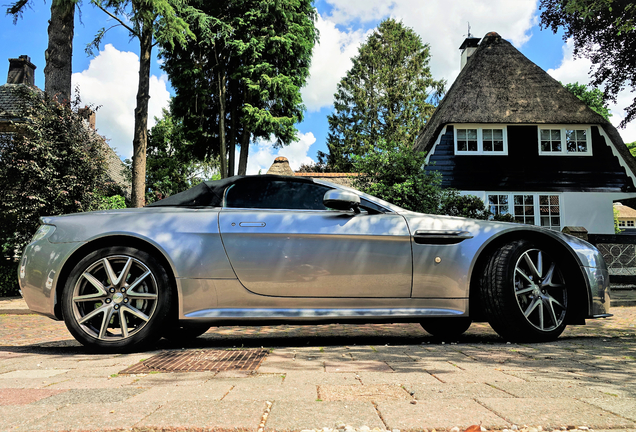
31, 225, 56, 242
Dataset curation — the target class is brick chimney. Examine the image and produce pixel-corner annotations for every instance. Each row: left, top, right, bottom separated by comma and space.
7, 55, 36, 86
78, 106, 96, 130
459, 36, 480, 70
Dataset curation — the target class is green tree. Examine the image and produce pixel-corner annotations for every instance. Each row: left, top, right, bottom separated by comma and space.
562, 82, 611, 120
321, 19, 445, 172
90, 0, 195, 207
625, 141, 636, 157
145, 107, 218, 203
540, 0, 636, 126
351, 140, 443, 214
7, 0, 80, 104
0, 88, 115, 256
160, 0, 318, 178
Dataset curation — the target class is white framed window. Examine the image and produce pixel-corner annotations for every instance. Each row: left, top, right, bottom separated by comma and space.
629, 221, 635, 227
454, 125, 507, 155
538, 126, 592, 156
487, 192, 562, 231
619, 221, 627, 227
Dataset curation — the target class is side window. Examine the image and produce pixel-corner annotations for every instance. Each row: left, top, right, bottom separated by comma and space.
225, 179, 332, 210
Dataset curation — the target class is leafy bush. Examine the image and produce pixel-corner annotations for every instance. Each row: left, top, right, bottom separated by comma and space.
0, 261, 19, 298
0, 87, 114, 258
439, 190, 491, 220
98, 194, 127, 210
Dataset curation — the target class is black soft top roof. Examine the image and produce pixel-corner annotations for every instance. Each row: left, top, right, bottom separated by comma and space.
146, 175, 318, 207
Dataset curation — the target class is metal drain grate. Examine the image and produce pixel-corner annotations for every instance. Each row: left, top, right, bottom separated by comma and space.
119, 349, 269, 374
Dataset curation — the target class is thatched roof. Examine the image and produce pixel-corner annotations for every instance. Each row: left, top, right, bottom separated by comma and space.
414, 32, 636, 177
615, 202, 636, 218
267, 156, 295, 176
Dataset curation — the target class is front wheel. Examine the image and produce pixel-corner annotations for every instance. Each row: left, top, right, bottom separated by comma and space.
61, 246, 172, 352
480, 240, 569, 342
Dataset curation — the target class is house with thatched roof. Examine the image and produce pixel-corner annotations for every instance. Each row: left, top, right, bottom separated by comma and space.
414, 32, 636, 235
614, 202, 636, 233
267, 156, 357, 187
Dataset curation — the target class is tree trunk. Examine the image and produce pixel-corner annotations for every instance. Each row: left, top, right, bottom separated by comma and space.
44, 0, 75, 104
238, 129, 249, 175
228, 105, 236, 177
131, 17, 153, 208
213, 42, 228, 178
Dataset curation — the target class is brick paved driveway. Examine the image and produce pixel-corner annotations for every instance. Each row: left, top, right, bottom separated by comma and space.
0, 307, 635, 431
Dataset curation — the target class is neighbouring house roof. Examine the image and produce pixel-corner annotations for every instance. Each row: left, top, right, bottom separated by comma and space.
414, 31, 636, 178
265, 157, 358, 187
614, 202, 636, 219
0, 83, 40, 121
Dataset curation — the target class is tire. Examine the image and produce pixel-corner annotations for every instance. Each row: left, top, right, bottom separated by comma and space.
420, 318, 472, 340
61, 246, 172, 352
162, 324, 210, 342
480, 240, 569, 342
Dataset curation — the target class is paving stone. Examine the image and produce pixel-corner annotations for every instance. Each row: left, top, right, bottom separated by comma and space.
407, 382, 513, 400
583, 397, 636, 422
14, 401, 160, 431
128, 382, 234, 402
125, 371, 218, 386
319, 384, 411, 401
265, 401, 384, 431
138, 399, 265, 430
224, 383, 318, 402
491, 381, 608, 398
46, 375, 139, 389
0, 369, 69, 379
258, 359, 325, 373
0, 388, 65, 405
0, 377, 71, 389
376, 399, 509, 430
356, 371, 439, 386
31, 387, 146, 406
324, 360, 392, 373
283, 371, 362, 386
0, 404, 58, 431
478, 397, 636, 429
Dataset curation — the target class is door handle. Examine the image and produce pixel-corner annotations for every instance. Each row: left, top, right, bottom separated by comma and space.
238, 222, 266, 227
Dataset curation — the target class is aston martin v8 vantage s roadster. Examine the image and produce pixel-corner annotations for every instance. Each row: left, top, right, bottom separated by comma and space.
19, 175, 611, 352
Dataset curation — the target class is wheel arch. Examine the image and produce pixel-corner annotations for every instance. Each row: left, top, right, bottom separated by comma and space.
53, 234, 179, 320
468, 229, 589, 324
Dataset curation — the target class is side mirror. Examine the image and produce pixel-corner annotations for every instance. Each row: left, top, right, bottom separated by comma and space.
323, 189, 361, 212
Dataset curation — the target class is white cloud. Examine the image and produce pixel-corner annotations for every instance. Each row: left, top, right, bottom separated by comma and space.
71, 44, 171, 159
323, 0, 537, 85
302, 15, 368, 111
243, 132, 317, 174
548, 39, 636, 143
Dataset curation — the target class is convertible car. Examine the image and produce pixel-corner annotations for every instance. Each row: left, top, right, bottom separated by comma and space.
19, 175, 611, 352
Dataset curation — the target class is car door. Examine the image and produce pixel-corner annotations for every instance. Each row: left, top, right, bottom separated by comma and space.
218, 177, 412, 298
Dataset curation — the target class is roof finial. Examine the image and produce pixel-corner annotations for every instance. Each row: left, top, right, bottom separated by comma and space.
465, 22, 473, 39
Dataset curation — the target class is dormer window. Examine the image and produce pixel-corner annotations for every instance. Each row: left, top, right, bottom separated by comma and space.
538, 126, 592, 156
454, 125, 507, 155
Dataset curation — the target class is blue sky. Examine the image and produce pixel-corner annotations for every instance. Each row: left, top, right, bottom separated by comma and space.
1, 0, 632, 174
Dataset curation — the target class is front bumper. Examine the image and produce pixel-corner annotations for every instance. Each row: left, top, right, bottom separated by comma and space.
19, 238, 81, 320
582, 265, 611, 317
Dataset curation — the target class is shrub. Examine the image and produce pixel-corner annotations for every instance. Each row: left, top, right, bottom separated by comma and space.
0, 87, 112, 259
0, 261, 19, 298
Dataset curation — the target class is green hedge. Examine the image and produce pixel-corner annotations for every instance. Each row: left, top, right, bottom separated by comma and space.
0, 261, 19, 298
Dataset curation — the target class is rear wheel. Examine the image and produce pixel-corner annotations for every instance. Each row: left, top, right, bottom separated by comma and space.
61, 246, 172, 352
480, 240, 569, 342
420, 318, 471, 340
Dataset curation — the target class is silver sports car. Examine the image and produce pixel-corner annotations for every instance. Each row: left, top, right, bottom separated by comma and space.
19, 175, 611, 352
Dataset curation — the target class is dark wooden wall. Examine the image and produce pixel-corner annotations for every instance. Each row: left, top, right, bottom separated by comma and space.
425, 125, 635, 192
